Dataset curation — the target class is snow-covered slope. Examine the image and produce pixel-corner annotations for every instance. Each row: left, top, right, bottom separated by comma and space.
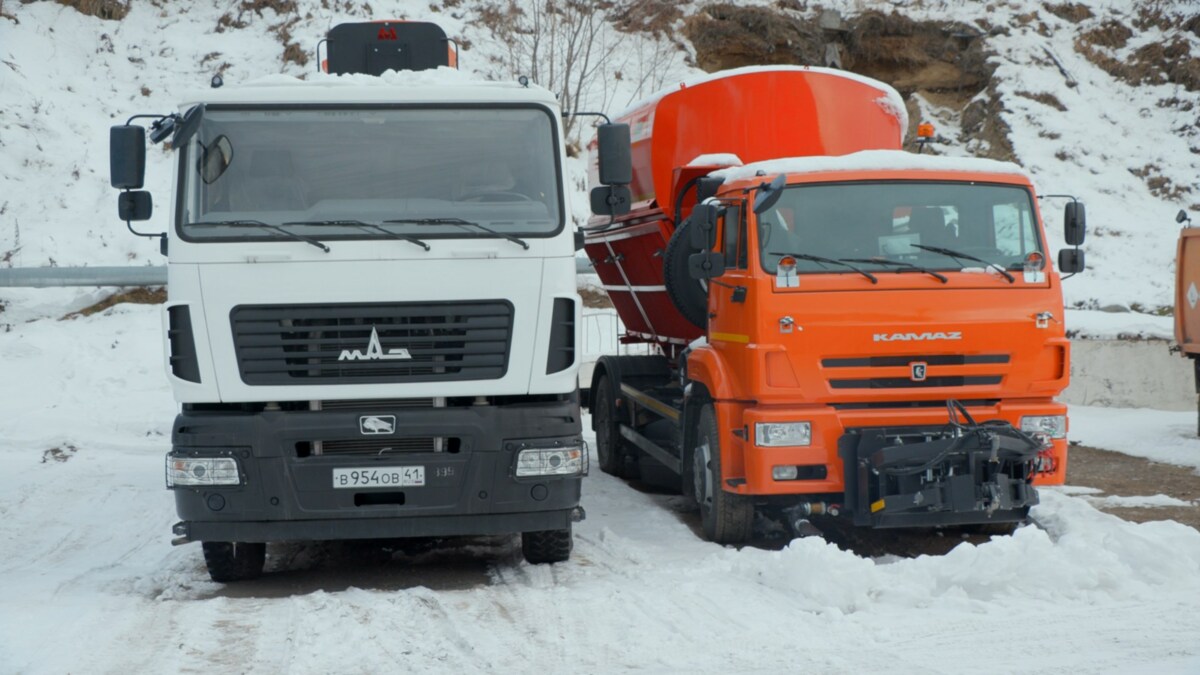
2, 0, 1198, 313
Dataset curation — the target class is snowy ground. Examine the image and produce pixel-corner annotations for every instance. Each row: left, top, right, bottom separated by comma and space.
2, 304, 1200, 673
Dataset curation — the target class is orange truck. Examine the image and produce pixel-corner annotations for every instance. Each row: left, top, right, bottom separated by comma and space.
583, 67, 1087, 542
1174, 209, 1200, 432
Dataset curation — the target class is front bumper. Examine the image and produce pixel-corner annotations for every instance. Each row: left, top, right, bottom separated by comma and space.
720, 399, 1067, 499
168, 397, 583, 543
838, 423, 1041, 528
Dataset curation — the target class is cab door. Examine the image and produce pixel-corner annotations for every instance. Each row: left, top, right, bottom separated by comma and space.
707, 204, 754, 352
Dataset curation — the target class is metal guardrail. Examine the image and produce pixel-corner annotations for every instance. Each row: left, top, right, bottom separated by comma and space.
0, 266, 168, 288
0, 259, 597, 288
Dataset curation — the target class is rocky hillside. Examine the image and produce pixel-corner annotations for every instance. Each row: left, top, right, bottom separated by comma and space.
1, 0, 1198, 313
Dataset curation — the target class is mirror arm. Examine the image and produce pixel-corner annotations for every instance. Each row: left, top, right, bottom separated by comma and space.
120, 187, 167, 252
561, 111, 612, 124
124, 113, 172, 126
709, 278, 747, 303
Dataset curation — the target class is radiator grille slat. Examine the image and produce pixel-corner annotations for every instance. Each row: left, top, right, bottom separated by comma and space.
231, 301, 513, 385
823, 353, 1008, 391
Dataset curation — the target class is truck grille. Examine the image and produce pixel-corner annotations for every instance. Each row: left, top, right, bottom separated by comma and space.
297, 436, 452, 457
231, 301, 513, 385
824, 353, 1008, 391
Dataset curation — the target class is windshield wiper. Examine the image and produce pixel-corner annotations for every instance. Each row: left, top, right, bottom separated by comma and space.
187, 219, 330, 252
910, 244, 1015, 283
840, 257, 949, 283
283, 219, 430, 251
769, 251, 877, 284
383, 217, 529, 250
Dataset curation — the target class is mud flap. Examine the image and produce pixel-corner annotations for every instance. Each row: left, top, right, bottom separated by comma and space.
838, 423, 1041, 529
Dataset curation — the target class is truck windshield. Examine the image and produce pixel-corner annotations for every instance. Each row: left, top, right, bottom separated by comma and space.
177, 106, 563, 243
758, 181, 1042, 275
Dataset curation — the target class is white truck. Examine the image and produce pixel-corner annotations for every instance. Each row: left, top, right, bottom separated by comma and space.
108, 22, 598, 581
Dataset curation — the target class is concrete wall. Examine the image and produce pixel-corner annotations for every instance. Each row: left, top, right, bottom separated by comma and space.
1064, 339, 1195, 411
580, 337, 1196, 412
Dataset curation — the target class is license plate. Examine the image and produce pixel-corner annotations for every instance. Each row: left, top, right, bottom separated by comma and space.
332, 466, 425, 489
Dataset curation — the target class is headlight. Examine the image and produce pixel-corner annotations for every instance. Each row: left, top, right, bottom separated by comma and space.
1020, 415, 1067, 439
755, 422, 811, 447
166, 456, 241, 487
515, 446, 584, 477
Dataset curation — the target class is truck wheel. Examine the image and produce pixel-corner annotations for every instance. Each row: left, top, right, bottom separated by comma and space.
594, 375, 627, 477
521, 526, 573, 564
201, 541, 266, 583
664, 218, 709, 330
693, 404, 753, 544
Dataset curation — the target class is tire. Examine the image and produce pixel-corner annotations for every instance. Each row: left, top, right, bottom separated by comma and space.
663, 217, 709, 330
521, 526, 573, 564
692, 404, 754, 544
201, 541, 266, 583
594, 375, 624, 476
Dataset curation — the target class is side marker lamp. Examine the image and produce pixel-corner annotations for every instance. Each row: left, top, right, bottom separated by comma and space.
776, 255, 798, 288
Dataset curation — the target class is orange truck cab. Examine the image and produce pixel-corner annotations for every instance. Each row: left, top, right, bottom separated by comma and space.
583, 67, 1086, 542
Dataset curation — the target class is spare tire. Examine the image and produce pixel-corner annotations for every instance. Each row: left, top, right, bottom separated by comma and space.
663, 217, 709, 329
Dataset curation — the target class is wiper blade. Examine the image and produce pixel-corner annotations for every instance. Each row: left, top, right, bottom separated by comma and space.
283, 219, 430, 251
840, 257, 948, 283
769, 251, 877, 284
186, 219, 330, 252
384, 217, 529, 250
910, 244, 1014, 283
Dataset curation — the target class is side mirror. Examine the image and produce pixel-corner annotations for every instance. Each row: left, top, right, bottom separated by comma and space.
1178, 209, 1192, 226
199, 135, 234, 185
696, 176, 723, 203
688, 251, 726, 280
118, 190, 153, 221
109, 125, 146, 189
1064, 201, 1086, 246
596, 123, 632, 186
752, 174, 787, 214
1058, 248, 1085, 274
688, 203, 720, 249
589, 185, 631, 217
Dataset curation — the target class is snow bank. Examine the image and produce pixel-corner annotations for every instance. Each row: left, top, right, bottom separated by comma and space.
1065, 308, 1175, 340
1069, 404, 1200, 471
1083, 494, 1196, 508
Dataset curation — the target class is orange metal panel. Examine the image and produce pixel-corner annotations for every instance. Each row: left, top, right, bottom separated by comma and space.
1176, 228, 1200, 353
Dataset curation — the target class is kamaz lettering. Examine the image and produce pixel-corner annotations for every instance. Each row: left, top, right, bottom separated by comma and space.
872, 331, 963, 342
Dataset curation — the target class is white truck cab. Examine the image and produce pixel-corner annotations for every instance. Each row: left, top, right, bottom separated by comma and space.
109, 22, 590, 581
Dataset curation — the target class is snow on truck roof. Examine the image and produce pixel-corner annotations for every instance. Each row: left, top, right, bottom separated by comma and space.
179, 68, 559, 108
712, 150, 1031, 184
615, 65, 909, 133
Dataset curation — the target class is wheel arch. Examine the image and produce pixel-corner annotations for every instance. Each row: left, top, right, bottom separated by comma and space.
685, 346, 739, 401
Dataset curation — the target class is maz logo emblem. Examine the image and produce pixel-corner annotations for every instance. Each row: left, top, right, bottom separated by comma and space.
338, 327, 412, 361
360, 415, 396, 435
910, 362, 928, 382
